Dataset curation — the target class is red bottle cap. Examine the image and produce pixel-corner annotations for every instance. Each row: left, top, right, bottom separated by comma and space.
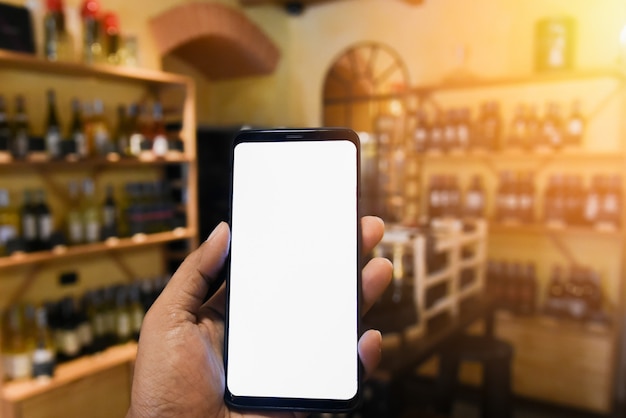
103, 12, 119, 33
46, 0, 64, 12
81, 0, 100, 18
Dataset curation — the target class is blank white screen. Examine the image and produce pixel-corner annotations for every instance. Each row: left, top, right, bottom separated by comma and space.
227, 139, 358, 401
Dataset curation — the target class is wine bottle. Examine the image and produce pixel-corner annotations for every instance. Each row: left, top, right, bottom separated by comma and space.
565, 100, 585, 148
463, 175, 485, 219
103, 12, 121, 65
44, 89, 62, 160
482, 101, 502, 150
443, 109, 458, 152
43, 0, 65, 61
82, 178, 101, 244
544, 265, 566, 317
56, 297, 81, 363
91, 99, 113, 158
151, 102, 169, 157
31, 306, 56, 378
0, 189, 20, 256
428, 110, 444, 152
540, 102, 563, 150
412, 109, 429, 153
518, 172, 535, 224
544, 174, 566, 227
68, 98, 87, 159
34, 189, 54, 251
128, 284, 144, 341
81, 0, 103, 64
66, 180, 83, 245
113, 104, 129, 158
21, 190, 38, 252
428, 175, 442, 219
456, 107, 471, 151
127, 103, 144, 157
115, 286, 132, 344
76, 297, 94, 356
2, 305, 33, 381
102, 286, 117, 348
0, 95, 11, 155
12, 95, 30, 160
101, 183, 118, 240
83, 290, 106, 352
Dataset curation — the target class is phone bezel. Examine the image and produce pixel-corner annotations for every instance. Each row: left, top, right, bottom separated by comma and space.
223, 128, 363, 412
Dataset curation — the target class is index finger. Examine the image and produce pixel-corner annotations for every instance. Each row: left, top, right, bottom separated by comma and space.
362, 216, 385, 256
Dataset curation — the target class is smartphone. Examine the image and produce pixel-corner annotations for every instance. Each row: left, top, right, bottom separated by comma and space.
224, 128, 362, 412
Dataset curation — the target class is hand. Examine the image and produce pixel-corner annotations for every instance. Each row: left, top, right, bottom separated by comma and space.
127, 216, 393, 418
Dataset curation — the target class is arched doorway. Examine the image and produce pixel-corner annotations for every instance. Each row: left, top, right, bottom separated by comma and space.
322, 42, 415, 223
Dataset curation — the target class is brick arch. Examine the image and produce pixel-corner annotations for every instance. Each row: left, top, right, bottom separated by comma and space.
149, 2, 280, 80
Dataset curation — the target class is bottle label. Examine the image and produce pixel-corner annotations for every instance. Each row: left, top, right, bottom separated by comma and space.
32, 348, 55, 378
129, 133, 144, 156
103, 206, 116, 227
59, 330, 81, 357
0, 224, 17, 245
78, 322, 94, 347
604, 195, 619, 214
94, 129, 111, 155
414, 129, 427, 148
568, 119, 583, 136
74, 132, 87, 158
23, 214, 37, 240
520, 195, 533, 209
131, 309, 144, 333
457, 126, 469, 147
585, 195, 599, 222
46, 130, 61, 158
153, 135, 169, 156
430, 191, 440, 207
38, 214, 53, 240
93, 313, 106, 337
15, 132, 29, 158
68, 219, 83, 244
5, 353, 32, 380
117, 313, 132, 339
85, 220, 100, 243
104, 311, 116, 334
466, 192, 483, 210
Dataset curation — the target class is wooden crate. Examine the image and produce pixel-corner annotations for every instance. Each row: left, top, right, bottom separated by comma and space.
377, 219, 488, 349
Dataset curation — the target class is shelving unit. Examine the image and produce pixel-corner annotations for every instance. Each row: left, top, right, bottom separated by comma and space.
366, 69, 626, 413
379, 219, 488, 349
0, 51, 197, 417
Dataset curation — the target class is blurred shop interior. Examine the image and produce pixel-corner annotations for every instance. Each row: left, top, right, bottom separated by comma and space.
2, 0, 626, 417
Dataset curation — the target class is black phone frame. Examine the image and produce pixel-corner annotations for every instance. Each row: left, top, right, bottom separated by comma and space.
223, 128, 363, 413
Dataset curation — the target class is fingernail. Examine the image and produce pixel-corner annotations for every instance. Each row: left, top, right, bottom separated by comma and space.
374, 329, 382, 343
206, 221, 227, 242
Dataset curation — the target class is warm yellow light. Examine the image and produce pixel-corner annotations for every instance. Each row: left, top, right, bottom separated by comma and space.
390, 99, 403, 116
620, 24, 626, 45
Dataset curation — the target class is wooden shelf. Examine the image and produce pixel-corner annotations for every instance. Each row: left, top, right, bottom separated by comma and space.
412, 68, 624, 94
496, 311, 613, 336
0, 155, 192, 171
489, 222, 623, 239
1, 342, 137, 402
420, 149, 625, 163
0, 228, 195, 269
324, 68, 625, 105
0, 50, 190, 87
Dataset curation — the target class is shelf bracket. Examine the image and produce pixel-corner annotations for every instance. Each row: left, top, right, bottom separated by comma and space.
108, 251, 140, 282
546, 230, 579, 266
8, 263, 44, 306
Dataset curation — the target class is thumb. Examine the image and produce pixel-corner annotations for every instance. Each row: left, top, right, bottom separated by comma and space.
155, 222, 231, 317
